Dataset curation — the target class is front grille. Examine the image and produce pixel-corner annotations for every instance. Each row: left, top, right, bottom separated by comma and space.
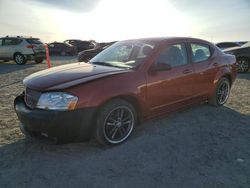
25, 88, 41, 109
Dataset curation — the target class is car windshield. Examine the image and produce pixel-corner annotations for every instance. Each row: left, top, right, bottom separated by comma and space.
241, 42, 250, 47
90, 40, 156, 69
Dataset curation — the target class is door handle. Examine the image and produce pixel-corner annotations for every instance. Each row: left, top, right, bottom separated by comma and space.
183, 69, 192, 74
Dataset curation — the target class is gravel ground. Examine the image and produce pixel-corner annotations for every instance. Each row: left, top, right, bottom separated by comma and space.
0, 58, 249, 188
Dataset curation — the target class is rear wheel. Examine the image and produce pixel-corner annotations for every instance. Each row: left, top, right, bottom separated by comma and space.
94, 99, 137, 145
209, 77, 230, 107
14, 53, 26, 65
237, 58, 250, 73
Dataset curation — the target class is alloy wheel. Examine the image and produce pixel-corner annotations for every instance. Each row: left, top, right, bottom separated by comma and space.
15, 54, 24, 64
237, 59, 249, 72
217, 81, 230, 105
103, 106, 134, 144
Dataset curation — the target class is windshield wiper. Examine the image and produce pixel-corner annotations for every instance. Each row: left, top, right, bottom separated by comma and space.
91, 61, 113, 67
91, 61, 131, 69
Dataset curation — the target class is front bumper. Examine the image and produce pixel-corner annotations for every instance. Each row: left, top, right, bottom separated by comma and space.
14, 94, 96, 142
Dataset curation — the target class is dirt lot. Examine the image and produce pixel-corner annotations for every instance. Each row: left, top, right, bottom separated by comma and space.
0, 58, 249, 188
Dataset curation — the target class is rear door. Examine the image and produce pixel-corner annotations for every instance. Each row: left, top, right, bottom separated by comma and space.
146, 42, 196, 116
188, 43, 217, 98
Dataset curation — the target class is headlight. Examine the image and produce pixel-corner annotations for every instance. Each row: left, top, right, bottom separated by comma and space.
36, 92, 78, 110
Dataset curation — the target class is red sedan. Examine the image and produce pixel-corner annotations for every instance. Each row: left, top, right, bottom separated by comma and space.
14, 37, 237, 145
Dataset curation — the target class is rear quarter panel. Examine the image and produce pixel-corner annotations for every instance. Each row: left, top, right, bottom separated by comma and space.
17, 40, 34, 55
208, 50, 236, 97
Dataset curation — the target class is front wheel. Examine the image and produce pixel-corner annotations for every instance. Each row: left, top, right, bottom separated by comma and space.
209, 77, 230, 107
94, 99, 137, 145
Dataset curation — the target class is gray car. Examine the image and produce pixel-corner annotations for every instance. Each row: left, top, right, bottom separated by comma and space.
223, 42, 250, 73
0, 36, 46, 65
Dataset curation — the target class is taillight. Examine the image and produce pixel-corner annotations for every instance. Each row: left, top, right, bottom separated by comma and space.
26, 45, 36, 49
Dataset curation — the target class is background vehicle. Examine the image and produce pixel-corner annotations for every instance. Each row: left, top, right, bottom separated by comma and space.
223, 41, 250, 73
216, 42, 242, 50
0, 36, 45, 65
78, 41, 116, 62
14, 37, 237, 145
48, 42, 77, 56
64, 39, 96, 52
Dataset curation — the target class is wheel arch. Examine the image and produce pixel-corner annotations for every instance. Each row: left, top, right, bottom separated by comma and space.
210, 67, 234, 98
13, 51, 23, 58
96, 95, 142, 124
222, 73, 232, 86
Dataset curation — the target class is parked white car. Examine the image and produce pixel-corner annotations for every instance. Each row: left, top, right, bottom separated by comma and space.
0, 36, 46, 65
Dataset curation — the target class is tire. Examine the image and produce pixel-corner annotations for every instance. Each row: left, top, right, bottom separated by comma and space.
209, 77, 230, 107
237, 58, 250, 73
14, 53, 26, 65
94, 99, 137, 146
35, 58, 44, 64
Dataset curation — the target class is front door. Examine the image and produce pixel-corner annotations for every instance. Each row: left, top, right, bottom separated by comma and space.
146, 43, 196, 117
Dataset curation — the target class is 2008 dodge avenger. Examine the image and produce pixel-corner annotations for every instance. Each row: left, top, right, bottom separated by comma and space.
14, 37, 237, 145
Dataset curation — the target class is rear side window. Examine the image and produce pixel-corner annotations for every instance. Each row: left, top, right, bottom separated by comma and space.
11, 39, 22, 45
191, 43, 211, 63
26, 39, 42, 44
3, 39, 15, 45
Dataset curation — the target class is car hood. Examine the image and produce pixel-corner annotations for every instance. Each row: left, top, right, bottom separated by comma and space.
24, 62, 131, 91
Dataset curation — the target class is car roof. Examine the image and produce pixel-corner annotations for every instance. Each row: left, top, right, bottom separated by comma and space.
0, 37, 41, 41
50, 42, 64, 44
216, 42, 240, 45
122, 37, 211, 44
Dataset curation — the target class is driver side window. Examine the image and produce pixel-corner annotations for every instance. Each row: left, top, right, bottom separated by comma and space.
156, 43, 188, 68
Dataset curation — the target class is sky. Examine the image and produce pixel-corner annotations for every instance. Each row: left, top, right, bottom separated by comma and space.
0, 0, 249, 43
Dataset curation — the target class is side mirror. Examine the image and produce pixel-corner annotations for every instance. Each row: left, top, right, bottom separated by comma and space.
153, 62, 172, 71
